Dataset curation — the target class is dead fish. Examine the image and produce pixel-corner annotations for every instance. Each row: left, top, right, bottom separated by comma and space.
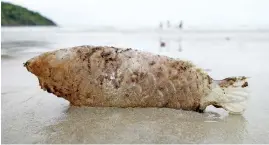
24, 45, 249, 114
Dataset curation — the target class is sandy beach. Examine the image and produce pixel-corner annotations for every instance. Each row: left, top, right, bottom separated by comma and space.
1, 27, 269, 143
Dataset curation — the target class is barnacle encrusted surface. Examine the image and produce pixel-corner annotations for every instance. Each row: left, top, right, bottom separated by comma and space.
25, 46, 213, 111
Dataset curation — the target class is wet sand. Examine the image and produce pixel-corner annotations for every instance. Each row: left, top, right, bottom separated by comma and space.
2, 27, 269, 143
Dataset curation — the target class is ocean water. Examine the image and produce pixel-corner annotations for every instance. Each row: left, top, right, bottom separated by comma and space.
1, 27, 269, 143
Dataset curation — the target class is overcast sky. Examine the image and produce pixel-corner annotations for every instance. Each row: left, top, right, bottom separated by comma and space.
2, 0, 269, 28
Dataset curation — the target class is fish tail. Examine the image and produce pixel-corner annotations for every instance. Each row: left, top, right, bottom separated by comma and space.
213, 76, 250, 114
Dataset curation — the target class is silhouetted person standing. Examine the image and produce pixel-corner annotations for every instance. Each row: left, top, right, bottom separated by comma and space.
179, 20, 183, 29
159, 22, 163, 30
166, 20, 171, 28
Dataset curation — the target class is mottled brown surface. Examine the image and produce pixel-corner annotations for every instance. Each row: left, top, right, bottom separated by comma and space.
218, 76, 248, 88
25, 46, 213, 112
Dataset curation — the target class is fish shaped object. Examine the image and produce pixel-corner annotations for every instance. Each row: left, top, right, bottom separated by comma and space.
24, 45, 249, 114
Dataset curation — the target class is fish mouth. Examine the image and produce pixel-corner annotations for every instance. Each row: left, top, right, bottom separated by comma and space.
23, 60, 31, 71
23, 61, 28, 67
23, 56, 40, 75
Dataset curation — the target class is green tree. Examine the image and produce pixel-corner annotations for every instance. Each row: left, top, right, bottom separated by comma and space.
1, 2, 56, 26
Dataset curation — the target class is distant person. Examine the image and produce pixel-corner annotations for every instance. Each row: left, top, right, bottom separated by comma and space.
159, 22, 163, 29
166, 20, 171, 28
179, 20, 183, 29
178, 21, 183, 52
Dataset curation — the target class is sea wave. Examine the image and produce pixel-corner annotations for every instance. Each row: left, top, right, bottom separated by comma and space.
1, 54, 14, 59
1, 40, 53, 57
1, 40, 49, 49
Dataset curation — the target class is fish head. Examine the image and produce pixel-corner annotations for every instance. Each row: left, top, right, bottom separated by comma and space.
24, 52, 52, 78
24, 49, 74, 78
